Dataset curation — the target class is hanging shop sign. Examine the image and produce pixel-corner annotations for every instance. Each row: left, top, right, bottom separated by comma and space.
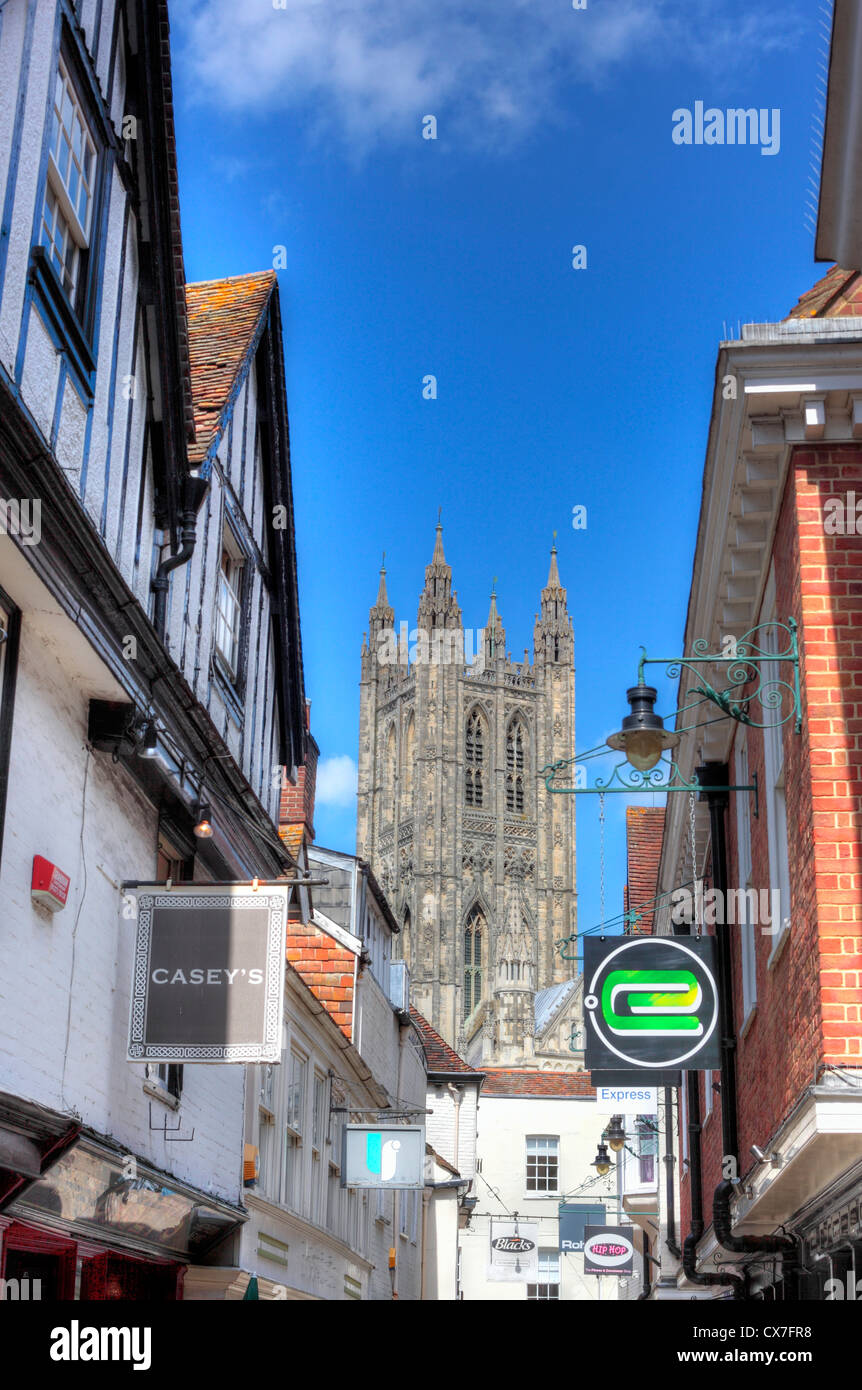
583, 936, 720, 1072
488, 1220, 540, 1282
341, 1126, 426, 1190
127, 885, 289, 1064
583, 1225, 636, 1276
559, 1203, 607, 1254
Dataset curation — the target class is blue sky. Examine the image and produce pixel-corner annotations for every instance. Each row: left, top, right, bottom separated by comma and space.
171, 0, 827, 949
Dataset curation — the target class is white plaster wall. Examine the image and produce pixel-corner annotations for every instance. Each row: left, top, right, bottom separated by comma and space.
460, 1094, 619, 1302
426, 1080, 479, 1180
0, 594, 244, 1204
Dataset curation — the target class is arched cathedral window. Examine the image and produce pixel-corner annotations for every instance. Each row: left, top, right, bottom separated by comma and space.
464, 907, 484, 1017
465, 711, 485, 808
505, 719, 526, 813
403, 713, 415, 802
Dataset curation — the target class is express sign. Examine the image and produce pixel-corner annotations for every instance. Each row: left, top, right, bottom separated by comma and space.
583, 936, 721, 1072
583, 1225, 635, 1276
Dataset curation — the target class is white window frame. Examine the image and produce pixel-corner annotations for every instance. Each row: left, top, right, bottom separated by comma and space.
215, 525, 245, 681
526, 1135, 560, 1195
41, 56, 96, 305
527, 1250, 561, 1300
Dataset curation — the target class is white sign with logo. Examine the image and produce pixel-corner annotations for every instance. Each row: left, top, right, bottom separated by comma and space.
488, 1221, 539, 1282
595, 1085, 658, 1115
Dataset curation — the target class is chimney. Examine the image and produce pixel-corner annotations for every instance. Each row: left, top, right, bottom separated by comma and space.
279, 701, 318, 845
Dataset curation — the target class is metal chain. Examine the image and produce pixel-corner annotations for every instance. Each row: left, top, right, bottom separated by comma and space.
599, 792, 606, 936
689, 789, 700, 937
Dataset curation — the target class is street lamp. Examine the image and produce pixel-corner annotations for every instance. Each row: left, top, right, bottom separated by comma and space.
607, 684, 680, 772
591, 1142, 612, 1177
606, 1115, 626, 1153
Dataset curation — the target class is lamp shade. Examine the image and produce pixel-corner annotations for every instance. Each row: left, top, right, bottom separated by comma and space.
607, 684, 680, 772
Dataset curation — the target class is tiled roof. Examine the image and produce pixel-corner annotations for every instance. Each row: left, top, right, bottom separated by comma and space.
787, 266, 862, 319
286, 924, 356, 1039
185, 270, 276, 467
279, 824, 305, 857
410, 1008, 483, 1077
624, 806, 665, 936
480, 1069, 595, 1098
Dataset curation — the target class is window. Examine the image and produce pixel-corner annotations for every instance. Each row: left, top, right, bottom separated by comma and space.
735, 737, 757, 1023
146, 1063, 182, 1103
40, 57, 96, 311
526, 1136, 559, 1193
215, 528, 245, 680
258, 1064, 276, 1196
327, 1108, 344, 1235
310, 1072, 326, 1224
464, 907, 484, 1017
635, 1116, 657, 1184
527, 1251, 560, 1299
465, 710, 485, 806
283, 1050, 307, 1210
403, 714, 415, 802
505, 774, 524, 813
399, 1191, 410, 1238
506, 719, 525, 771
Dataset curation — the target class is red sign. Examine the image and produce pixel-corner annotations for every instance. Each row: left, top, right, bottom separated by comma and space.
31, 855, 70, 912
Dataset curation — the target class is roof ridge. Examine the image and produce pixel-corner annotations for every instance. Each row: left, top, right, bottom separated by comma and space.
185, 269, 277, 290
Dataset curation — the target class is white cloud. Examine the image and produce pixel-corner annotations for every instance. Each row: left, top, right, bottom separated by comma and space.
315, 754, 358, 807
173, 0, 802, 152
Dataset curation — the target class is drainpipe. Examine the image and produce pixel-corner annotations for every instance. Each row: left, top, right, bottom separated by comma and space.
447, 1083, 463, 1172
697, 762, 739, 1165
663, 1086, 681, 1260
152, 474, 209, 639
637, 1230, 653, 1300
682, 1069, 746, 1298
698, 764, 797, 1293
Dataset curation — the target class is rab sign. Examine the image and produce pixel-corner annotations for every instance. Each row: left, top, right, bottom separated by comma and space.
583, 1225, 635, 1276
583, 936, 720, 1072
127, 886, 288, 1063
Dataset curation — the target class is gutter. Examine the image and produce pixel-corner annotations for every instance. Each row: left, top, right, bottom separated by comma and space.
152, 475, 209, 638
681, 1069, 746, 1299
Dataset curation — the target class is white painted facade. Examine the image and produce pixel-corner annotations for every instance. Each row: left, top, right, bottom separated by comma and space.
459, 1093, 620, 1301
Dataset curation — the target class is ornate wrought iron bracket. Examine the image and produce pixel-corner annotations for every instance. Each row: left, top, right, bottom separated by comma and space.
639, 617, 802, 735
542, 754, 758, 818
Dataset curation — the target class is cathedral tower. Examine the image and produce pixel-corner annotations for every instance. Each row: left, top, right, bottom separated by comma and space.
357, 530, 578, 1067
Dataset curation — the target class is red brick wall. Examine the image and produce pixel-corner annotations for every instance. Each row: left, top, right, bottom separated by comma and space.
286, 925, 355, 1038
682, 444, 862, 1225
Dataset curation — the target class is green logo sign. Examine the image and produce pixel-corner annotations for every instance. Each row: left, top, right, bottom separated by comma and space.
584, 937, 720, 1071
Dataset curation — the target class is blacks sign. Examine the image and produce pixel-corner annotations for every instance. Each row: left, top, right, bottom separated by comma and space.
127, 886, 288, 1063
583, 936, 720, 1072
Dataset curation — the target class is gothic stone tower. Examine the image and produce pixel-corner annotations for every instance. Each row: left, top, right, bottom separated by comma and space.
357, 528, 577, 1066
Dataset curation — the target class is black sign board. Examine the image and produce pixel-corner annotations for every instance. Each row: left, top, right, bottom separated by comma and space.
583, 1225, 636, 1276
559, 1203, 607, 1254
584, 936, 720, 1072
127, 887, 288, 1063
591, 1070, 682, 1089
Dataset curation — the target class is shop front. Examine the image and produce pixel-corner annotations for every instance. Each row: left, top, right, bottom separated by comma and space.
0, 1129, 246, 1301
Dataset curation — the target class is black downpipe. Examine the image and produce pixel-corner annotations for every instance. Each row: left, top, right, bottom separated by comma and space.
697, 763, 739, 1164
664, 1085, 681, 1259
681, 1068, 745, 1297
638, 1230, 652, 1300
152, 475, 209, 639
